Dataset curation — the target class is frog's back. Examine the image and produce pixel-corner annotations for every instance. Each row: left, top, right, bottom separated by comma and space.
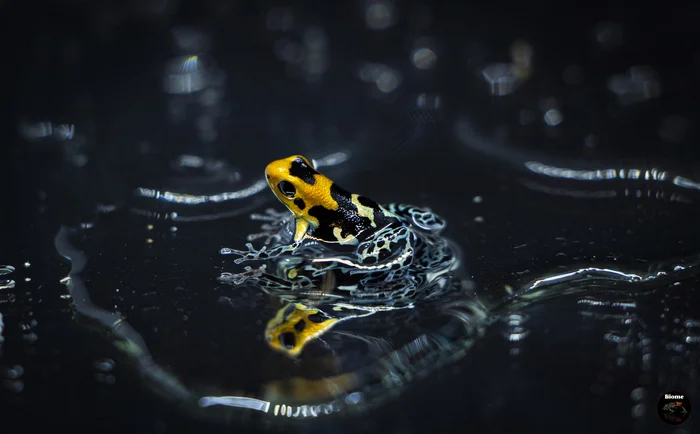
306, 182, 397, 244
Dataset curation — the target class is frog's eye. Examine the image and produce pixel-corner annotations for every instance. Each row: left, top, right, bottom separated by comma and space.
277, 181, 296, 198
279, 332, 296, 350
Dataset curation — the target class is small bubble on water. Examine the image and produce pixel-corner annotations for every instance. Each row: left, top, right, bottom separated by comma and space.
23, 332, 38, 343
474, 216, 485, 223
472, 196, 483, 204
170, 226, 178, 233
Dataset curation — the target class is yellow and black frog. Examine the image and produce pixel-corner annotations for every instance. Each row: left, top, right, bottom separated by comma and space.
220, 155, 461, 357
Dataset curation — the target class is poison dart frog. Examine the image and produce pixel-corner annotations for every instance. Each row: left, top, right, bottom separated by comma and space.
220, 155, 460, 356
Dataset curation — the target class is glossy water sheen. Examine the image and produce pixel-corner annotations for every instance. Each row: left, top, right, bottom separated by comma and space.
6, 2, 700, 434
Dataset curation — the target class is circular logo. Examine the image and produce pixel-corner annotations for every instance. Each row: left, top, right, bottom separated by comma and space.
657, 391, 691, 425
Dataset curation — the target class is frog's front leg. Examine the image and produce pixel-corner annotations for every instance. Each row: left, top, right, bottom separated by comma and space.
245, 208, 292, 246
221, 241, 300, 264
385, 203, 446, 233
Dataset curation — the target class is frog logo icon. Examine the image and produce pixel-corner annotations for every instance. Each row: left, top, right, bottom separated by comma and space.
657, 391, 691, 425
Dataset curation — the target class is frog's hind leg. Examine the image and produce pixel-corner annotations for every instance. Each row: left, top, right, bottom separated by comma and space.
385, 203, 446, 233
311, 223, 416, 281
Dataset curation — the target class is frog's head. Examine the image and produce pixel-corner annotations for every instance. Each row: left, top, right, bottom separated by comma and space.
265, 155, 336, 225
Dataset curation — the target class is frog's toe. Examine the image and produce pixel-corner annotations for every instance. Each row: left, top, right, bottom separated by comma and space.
412, 210, 446, 232
250, 208, 288, 223
246, 229, 282, 245
220, 247, 236, 255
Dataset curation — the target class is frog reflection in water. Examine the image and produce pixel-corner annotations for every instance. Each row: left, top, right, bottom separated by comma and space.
220, 155, 461, 357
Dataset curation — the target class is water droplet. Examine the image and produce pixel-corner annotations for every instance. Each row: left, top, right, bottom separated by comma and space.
372, 68, 399, 93
365, 1, 397, 30
544, 109, 563, 126
411, 47, 437, 70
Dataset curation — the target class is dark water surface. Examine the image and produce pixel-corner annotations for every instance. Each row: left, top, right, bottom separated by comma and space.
4, 1, 700, 433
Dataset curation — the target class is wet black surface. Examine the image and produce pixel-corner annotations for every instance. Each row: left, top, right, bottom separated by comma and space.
4, 1, 700, 433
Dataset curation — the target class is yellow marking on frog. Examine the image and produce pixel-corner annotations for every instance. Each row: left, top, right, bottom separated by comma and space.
351, 194, 377, 228
265, 303, 339, 358
332, 227, 359, 245
292, 218, 311, 243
